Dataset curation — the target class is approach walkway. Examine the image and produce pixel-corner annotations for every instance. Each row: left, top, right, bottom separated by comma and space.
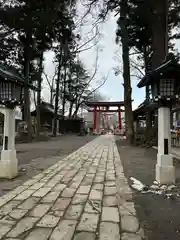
0, 135, 144, 240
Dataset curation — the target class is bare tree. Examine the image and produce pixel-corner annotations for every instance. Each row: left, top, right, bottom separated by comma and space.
113, 49, 145, 81
43, 70, 57, 105
72, 72, 109, 117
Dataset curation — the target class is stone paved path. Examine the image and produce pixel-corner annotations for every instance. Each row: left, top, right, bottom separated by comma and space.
0, 135, 144, 240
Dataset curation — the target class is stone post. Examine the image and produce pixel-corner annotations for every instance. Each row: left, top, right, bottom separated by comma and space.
156, 107, 175, 184
0, 108, 18, 179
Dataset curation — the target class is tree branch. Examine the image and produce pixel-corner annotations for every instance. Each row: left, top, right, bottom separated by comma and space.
74, 25, 100, 53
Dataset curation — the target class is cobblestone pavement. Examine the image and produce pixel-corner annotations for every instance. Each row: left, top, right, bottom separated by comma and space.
0, 135, 96, 197
0, 135, 144, 240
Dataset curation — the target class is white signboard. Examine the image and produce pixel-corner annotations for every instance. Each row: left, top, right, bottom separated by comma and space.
15, 107, 22, 120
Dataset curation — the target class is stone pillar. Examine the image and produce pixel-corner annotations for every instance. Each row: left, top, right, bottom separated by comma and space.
0, 108, 18, 179
156, 107, 175, 184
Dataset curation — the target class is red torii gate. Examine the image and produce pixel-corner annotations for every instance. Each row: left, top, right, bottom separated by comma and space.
85, 101, 125, 132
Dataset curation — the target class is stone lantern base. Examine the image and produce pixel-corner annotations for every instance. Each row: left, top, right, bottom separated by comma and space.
0, 150, 18, 179
156, 154, 175, 185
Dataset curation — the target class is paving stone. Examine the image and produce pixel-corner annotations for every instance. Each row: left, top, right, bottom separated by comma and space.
92, 183, 103, 190
121, 215, 139, 233
84, 200, 101, 214
106, 176, 116, 181
53, 184, 66, 192
89, 190, 102, 200
50, 210, 64, 217
70, 182, 81, 189
104, 186, 117, 196
0, 198, 11, 209
77, 186, 91, 194
86, 174, 95, 179
4, 238, 21, 240
65, 205, 83, 220
121, 233, 142, 240
53, 174, 64, 181
102, 207, 119, 222
0, 201, 20, 215
0, 224, 12, 239
33, 187, 51, 197
77, 213, 99, 232
18, 197, 40, 210
103, 196, 117, 207
14, 190, 35, 200
46, 179, 60, 187
9, 209, 28, 220
10, 185, 30, 197
61, 188, 76, 198
72, 194, 88, 205
119, 202, 136, 216
23, 179, 39, 186
0, 216, 16, 225
50, 220, 77, 240
29, 204, 51, 218
7, 217, 38, 238
99, 222, 120, 240
117, 187, 133, 201
33, 173, 45, 180
40, 176, 52, 183
29, 182, 45, 190
37, 214, 60, 228
52, 198, 71, 211
61, 177, 72, 184
93, 177, 104, 183
25, 227, 52, 240
41, 191, 60, 203
73, 232, 96, 240
81, 178, 93, 185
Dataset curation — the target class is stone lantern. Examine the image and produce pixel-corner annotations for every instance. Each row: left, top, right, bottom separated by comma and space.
0, 64, 37, 179
137, 59, 180, 184
0, 67, 24, 108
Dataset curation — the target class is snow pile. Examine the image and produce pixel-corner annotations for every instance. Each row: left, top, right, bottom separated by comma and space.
130, 177, 145, 191
130, 177, 177, 199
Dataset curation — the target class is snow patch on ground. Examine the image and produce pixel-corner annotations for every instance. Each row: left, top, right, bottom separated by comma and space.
130, 177, 145, 191
130, 177, 177, 199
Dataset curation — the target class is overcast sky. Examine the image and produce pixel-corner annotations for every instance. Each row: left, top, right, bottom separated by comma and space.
42, 5, 180, 111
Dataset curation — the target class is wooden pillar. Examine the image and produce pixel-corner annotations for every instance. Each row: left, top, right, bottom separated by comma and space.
118, 106, 122, 129
93, 106, 97, 132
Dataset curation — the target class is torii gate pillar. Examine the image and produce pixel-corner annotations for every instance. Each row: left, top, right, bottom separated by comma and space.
93, 106, 97, 132
118, 106, 122, 129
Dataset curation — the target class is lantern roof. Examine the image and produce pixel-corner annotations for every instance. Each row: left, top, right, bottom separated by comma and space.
0, 64, 38, 91
137, 59, 180, 88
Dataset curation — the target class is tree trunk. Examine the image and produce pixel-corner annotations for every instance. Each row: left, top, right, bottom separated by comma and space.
50, 88, 53, 105
23, 32, 33, 141
36, 52, 43, 139
143, 45, 153, 144
72, 103, 80, 119
62, 64, 67, 118
68, 101, 74, 118
151, 0, 168, 69
143, 46, 150, 101
53, 46, 62, 137
149, 0, 168, 145
120, 1, 134, 144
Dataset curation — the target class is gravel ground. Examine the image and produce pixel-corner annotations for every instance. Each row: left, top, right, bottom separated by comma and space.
0, 135, 96, 197
116, 139, 180, 240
